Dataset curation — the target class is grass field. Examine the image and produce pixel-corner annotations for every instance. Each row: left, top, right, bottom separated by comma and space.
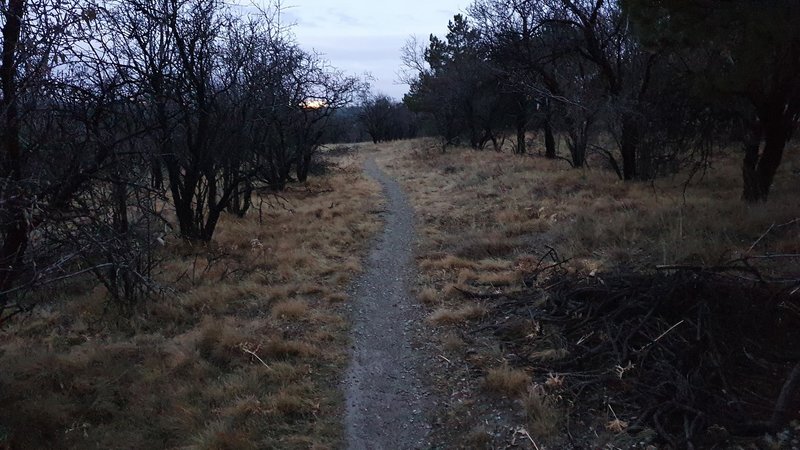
0, 151, 382, 449
0, 138, 797, 448
372, 138, 800, 447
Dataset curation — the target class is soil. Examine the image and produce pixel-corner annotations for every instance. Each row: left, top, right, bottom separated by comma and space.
343, 158, 433, 450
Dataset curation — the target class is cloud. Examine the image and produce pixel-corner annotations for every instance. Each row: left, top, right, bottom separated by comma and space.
281, 10, 310, 27
287, 0, 467, 98
325, 9, 363, 27
299, 35, 408, 98
304, 35, 404, 60
436, 8, 460, 16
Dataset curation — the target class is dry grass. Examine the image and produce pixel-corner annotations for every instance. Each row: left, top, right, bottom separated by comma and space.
417, 287, 439, 305
371, 137, 800, 447
0, 151, 382, 449
463, 428, 493, 448
270, 299, 310, 320
484, 366, 531, 396
522, 385, 562, 437
375, 139, 800, 277
439, 332, 466, 353
374, 139, 800, 328
528, 348, 570, 362
427, 303, 487, 325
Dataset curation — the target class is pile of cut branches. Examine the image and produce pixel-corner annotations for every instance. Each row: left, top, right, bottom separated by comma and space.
472, 266, 800, 448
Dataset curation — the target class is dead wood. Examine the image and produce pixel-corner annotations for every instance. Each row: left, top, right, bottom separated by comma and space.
467, 266, 800, 447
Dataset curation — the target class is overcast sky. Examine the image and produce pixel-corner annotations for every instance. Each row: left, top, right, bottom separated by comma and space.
277, 0, 468, 99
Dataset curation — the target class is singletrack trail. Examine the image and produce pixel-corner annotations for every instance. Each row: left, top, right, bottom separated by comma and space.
343, 158, 431, 450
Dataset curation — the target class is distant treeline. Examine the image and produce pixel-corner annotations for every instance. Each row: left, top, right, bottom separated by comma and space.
323, 97, 428, 145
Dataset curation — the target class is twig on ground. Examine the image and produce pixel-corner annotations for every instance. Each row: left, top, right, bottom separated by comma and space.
514, 427, 540, 449
770, 361, 800, 430
239, 343, 272, 370
749, 223, 776, 252
637, 320, 685, 353
454, 286, 507, 299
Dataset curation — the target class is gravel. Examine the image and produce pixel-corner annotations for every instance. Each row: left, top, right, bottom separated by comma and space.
343, 158, 432, 450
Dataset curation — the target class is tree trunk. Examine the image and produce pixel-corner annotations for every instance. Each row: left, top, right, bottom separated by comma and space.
201, 205, 222, 242
112, 177, 129, 235
568, 133, 587, 168
469, 121, 480, 150
620, 119, 639, 181
755, 121, 788, 198
164, 159, 203, 241
742, 112, 790, 202
296, 150, 312, 182
741, 123, 763, 202
0, 0, 28, 299
490, 132, 503, 152
515, 112, 527, 155
226, 178, 252, 218
567, 117, 592, 168
513, 97, 528, 155
544, 118, 556, 159
637, 145, 653, 180
150, 157, 163, 190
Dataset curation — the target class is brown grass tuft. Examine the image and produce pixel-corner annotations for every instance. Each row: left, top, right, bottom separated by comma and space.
197, 319, 250, 368
428, 304, 486, 325
194, 422, 257, 450
417, 288, 439, 305
522, 385, 562, 437
325, 292, 348, 303
440, 332, 466, 353
484, 366, 531, 396
421, 255, 479, 271
455, 236, 519, 259
271, 299, 310, 320
463, 427, 493, 448
263, 338, 318, 358
474, 271, 521, 286
265, 389, 312, 419
528, 348, 570, 362
442, 283, 466, 299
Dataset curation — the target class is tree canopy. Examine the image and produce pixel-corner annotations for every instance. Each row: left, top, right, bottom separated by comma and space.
402, 0, 799, 199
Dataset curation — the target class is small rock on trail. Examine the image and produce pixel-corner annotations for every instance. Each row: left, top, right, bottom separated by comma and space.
343, 158, 432, 450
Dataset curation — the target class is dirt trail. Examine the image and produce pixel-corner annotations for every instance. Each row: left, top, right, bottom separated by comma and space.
343, 158, 431, 450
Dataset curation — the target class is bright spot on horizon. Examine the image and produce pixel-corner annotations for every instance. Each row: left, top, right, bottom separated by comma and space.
302, 98, 327, 109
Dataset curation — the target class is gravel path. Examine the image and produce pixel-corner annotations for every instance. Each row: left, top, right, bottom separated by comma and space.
343, 158, 431, 450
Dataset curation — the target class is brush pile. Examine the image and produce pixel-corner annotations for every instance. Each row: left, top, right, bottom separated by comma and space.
471, 263, 800, 448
